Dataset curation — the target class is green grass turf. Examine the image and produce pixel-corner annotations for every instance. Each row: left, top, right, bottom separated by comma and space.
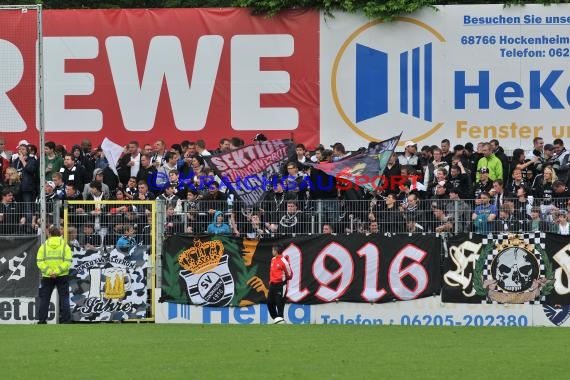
1, 325, 569, 379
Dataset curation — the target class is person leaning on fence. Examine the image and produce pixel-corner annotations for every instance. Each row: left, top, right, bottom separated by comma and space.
36, 225, 73, 324
267, 244, 292, 324
207, 210, 232, 235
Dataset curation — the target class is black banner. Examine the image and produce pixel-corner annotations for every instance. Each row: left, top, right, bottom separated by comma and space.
204, 139, 295, 207
0, 237, 40, 297
310, 134, 400, 191
161, 234, 441, 306
442, 232, 570, 305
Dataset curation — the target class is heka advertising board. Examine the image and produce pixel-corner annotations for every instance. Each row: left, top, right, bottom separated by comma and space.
321, 4, 570, 150
0, 8, 319, 150
156, 289, 570, 327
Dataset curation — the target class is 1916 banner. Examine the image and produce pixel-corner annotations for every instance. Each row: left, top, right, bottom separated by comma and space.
161, 234, 441, 306
69, 246, 150, 321
442, 232, 570, 305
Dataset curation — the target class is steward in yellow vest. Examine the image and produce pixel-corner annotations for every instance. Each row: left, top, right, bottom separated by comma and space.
36, 226, 73, 324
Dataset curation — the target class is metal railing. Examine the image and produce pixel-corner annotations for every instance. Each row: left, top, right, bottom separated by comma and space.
1, 197, 565, 239
153, 196, 568, 237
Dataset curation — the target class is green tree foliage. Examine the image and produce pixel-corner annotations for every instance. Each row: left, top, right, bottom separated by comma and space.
5, 1, 564, 19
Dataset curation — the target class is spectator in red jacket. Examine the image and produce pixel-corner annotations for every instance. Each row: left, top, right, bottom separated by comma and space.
267, 243, 292, 324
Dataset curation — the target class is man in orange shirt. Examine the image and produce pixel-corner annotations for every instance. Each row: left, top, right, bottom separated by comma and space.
267, 244, 292, 324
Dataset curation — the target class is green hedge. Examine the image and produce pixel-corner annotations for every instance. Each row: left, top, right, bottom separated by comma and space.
8, 1, 563, 20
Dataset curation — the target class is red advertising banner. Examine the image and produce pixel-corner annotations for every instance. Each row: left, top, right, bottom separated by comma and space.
1, 8, 319, 150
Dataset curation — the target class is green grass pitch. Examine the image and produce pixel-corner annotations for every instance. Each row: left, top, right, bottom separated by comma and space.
2, 324, 569, 379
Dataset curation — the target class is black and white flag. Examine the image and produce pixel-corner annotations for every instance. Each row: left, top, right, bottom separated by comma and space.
0, 237, 41, 297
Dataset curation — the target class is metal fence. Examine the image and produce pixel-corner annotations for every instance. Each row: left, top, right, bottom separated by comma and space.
153, 196, 568, 237
0, 201, 58, 236
0, 196, 566, 239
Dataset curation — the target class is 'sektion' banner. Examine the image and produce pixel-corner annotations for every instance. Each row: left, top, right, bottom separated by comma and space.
442, 232, 570, 305
161, 234, 441, 306
204, 139, 295, 207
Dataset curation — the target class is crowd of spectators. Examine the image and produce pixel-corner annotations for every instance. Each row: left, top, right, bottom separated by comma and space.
1, 134, 570, 246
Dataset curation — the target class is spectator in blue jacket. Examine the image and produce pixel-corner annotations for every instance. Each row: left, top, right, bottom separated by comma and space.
207, 211, 231, 235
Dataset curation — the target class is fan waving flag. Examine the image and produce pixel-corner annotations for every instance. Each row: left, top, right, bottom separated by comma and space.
204, 139, 295, 207
101, 137, 125, 176
311, 134, 401, 191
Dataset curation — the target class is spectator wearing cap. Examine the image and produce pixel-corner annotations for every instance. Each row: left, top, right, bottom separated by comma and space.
431, 180, 450, 201
474, 167, 493, 201
535, 143, 557, 174
398, 140, 420, 168
476, 143, 503, 182
553, 210, 570, 235
71, 144, 94, 184
35, 181, 58, 226
331, 142, 348, 161
472, 191, 497, 234
11, 139, 29, 163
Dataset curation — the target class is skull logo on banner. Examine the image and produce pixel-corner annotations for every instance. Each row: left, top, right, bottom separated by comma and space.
492, 247, 538, 292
